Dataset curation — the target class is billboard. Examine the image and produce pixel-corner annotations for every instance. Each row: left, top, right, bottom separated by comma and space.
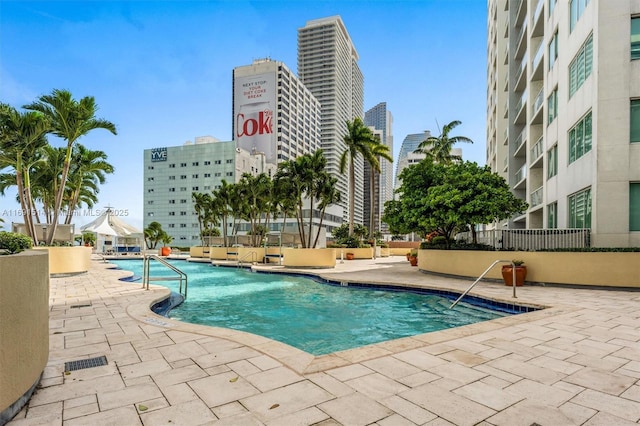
150, 147, 167, 162
234, 72, 276, 163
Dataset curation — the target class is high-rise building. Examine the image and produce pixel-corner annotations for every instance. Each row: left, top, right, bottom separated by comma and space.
298, 15, 365, 225
365, 102, 394, 233
232, 58, 321, 164
394, 132, 431, 190
487, 0, 640, 247
143, 138, 275, 245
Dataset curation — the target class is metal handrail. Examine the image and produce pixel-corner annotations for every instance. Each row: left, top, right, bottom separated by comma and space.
237, 250, 257, 267
143, 254, 188, 299
450, 260, 517, 309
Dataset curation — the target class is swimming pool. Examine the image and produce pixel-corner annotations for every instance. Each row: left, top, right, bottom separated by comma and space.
111, 259, 522, 355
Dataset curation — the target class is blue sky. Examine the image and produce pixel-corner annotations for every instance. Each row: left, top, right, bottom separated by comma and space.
1, 0, 488, 229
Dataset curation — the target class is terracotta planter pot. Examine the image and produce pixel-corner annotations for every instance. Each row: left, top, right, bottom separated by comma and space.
409, 256, 418, 266
161, 246, 171, 256
502, 265, 527, 286
346, 253, 355, 260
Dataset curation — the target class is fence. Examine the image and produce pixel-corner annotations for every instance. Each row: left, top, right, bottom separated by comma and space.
456, 229, 591, 251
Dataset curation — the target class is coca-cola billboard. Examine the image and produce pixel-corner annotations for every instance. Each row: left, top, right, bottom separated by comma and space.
234, 72, 276, 163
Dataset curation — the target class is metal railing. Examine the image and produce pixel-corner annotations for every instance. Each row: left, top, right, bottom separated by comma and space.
450, 260, 518, 309
530, 136, 543, 161
456, 229, 591, 251
142, 254, 188, 299
237, 251, 258, 267
530, 186, 544, 207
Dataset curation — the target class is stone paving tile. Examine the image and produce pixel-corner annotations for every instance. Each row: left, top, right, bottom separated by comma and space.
305, 372, 356, 398
380, 395, 438, 425
160, 382, 201, 405
97, 383, 163, 411
4, 413, 63, 425
485, 400, 575, 426
376, 413, 417, 426
193, 346, 263, 369
211, 401, 248, 419
570, 389, 640, 422
400, 383, 496, 426
563, 367, 637, 396
139, 400, 217, 426
245, 366, 305, 392
362, 356, 423, 380
485, 356, 565, 385
65, 406, 142, 426
189, 371, 261, 407
241, 381, 334, 423
228, 359, 262, 377
582, 411, 639, 425
325, 363, 374, 381
248, 355, 283, 371
157, 340, 209, 362
210, 412, 264, 426
119, 358, 172, 380
504, 378, 574, 407
152, 363, 208, 388
453, 381, 523, 411
263, 406, 329, 426
392, 349, 448, 370
345, 372, 410, 400
558, 401, 597, 425
28, 374, 125, 407
317, 392, 393, 426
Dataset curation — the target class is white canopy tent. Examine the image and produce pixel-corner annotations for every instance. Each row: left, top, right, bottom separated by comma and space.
80, 208, 144, 254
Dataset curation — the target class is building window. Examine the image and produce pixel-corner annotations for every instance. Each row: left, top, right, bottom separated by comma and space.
192, 186, 199, 191
169, 188, 175, 192
169, 164, 175, 168
631, 183, 640, 231
632, 17, 640, 60
169, 200, 175, 204
568, 187, 591, 228
214, 172, 221, 177
147, 200, 153, 204
180, 224, 187, 228
180, 175, 187, 179
147, 212, 154, 216
631, 99, 640, 142
226, 172, 233, 177
569, 34, 593, 98
168, 224, 175, 228
180, 187, 187, 191
204, 161, 211, 165
226, 159, 233, 164
180, 163, 187, 167
180, 212, 187, 216
547, 145, 558, 178
147, 189, 154, 193
169, 176, 175, 180
569, 111, 592, 163
147, 166, 154, 170
192, 174, 198, 178
548, 31, 558, 70
547, 202, 557, 228
214, 160, 221, 164
570, 0, 590, 32
180, 199, 187, 204
169, 212, 175, 216
147, 177, 154, 181
192, 162, 199, 166
547, 88, 558, 124
204, 173, 211, 178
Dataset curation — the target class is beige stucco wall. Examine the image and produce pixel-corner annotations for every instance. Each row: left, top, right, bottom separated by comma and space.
282, 248, 336, 268
33, 246, 91, 274
209, 247, 230, 260
0, 250, 49, 416
418, 250, 640, 287
335, 247, 373, 260
189, 246, 206, 258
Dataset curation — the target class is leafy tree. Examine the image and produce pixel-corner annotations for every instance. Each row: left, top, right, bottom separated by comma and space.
63, 144, 114, 224
24, 89, 117, 244
340, 118, 377, 236
366, 139, 393, 239
144, 221, 166, 249
0, 103, 50, 244
236, 173, 273, 247
414, 120, 473, 164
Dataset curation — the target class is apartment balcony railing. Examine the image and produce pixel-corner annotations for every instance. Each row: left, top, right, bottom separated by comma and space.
516, 53, 528, 84
533, 0, 544, 25
514, 89, 528, 116
532, 42, 544, 71
530, 136, 543, 160
530, 186, 543, 207
533, 88, 544, 113
455, 229, 591, 251
515, 164, 527, 183
516, 22, 528, 55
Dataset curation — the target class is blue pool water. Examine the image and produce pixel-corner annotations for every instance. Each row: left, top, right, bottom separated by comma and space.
111, 260, 515, 355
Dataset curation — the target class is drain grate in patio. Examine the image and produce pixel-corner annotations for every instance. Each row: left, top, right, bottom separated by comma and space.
69, 303, 92, 309
64, 356, 107, 372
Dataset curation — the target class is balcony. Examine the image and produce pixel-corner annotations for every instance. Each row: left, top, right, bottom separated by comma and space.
514, 53, 528, 91
530, 136, 543, 168
531, 41, 544, 81
514, 165, 527, 189
503, 155, 508, 172
531, 0, 544, 37
515, 22, 528, 59
531, 88, 544, 124
515, 0, 526, 27
514, 129, 527, 157
530, 186, 543, 208
514, 89, 528, 124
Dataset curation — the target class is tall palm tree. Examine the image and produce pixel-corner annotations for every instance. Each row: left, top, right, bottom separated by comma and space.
30, 145, 65, 224
414, 120, 473, 164
340, 118, 377, 236
63, 144, 114, 224
0, 103, 50, 243
24, 89, 117, 244
366, 141, 393, 240
212, 180, 235, 247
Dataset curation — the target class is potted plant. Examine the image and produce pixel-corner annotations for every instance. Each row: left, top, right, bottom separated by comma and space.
502, 260, 527, 286
160, 233, 173, 257
346, 252, 355, 260
409, 249, 418, 266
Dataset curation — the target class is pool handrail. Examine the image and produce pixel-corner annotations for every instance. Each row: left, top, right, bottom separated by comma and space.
142, 254, 188, 299
449, 260, 517, 309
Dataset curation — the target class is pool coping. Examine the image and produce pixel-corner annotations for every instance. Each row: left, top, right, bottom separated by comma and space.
119, 260, 572, 375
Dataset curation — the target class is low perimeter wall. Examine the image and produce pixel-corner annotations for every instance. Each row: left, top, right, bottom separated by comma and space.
0, 250, 49, 423
418, 249, 640, 287
282, 248, 336, 268
34, 246, 92, 274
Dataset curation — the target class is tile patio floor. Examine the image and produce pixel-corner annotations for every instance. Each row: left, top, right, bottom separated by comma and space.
6, 255, 640, 425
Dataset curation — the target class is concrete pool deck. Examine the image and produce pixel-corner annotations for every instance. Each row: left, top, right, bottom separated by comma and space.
7, 255, 640, 425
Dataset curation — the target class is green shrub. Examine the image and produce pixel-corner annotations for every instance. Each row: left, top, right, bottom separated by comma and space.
341, 235, 360, 248
327, 243, 346, 248
0, 232, 33, 254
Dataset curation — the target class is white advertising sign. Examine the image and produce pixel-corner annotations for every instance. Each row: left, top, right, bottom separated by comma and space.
234, 72, 276, 163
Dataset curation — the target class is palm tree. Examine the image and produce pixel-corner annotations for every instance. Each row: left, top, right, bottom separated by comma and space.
0, 103, 50, 243
366, 141, 393, 240
24, 89, 117, 244
192, 192, 211, 246
30, 145, 65, 224
414, 120, 473, 164
236, 173, 272, 247
212, 180, 235, 247
63, 144, 114, 224
340, 118, 377, 236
